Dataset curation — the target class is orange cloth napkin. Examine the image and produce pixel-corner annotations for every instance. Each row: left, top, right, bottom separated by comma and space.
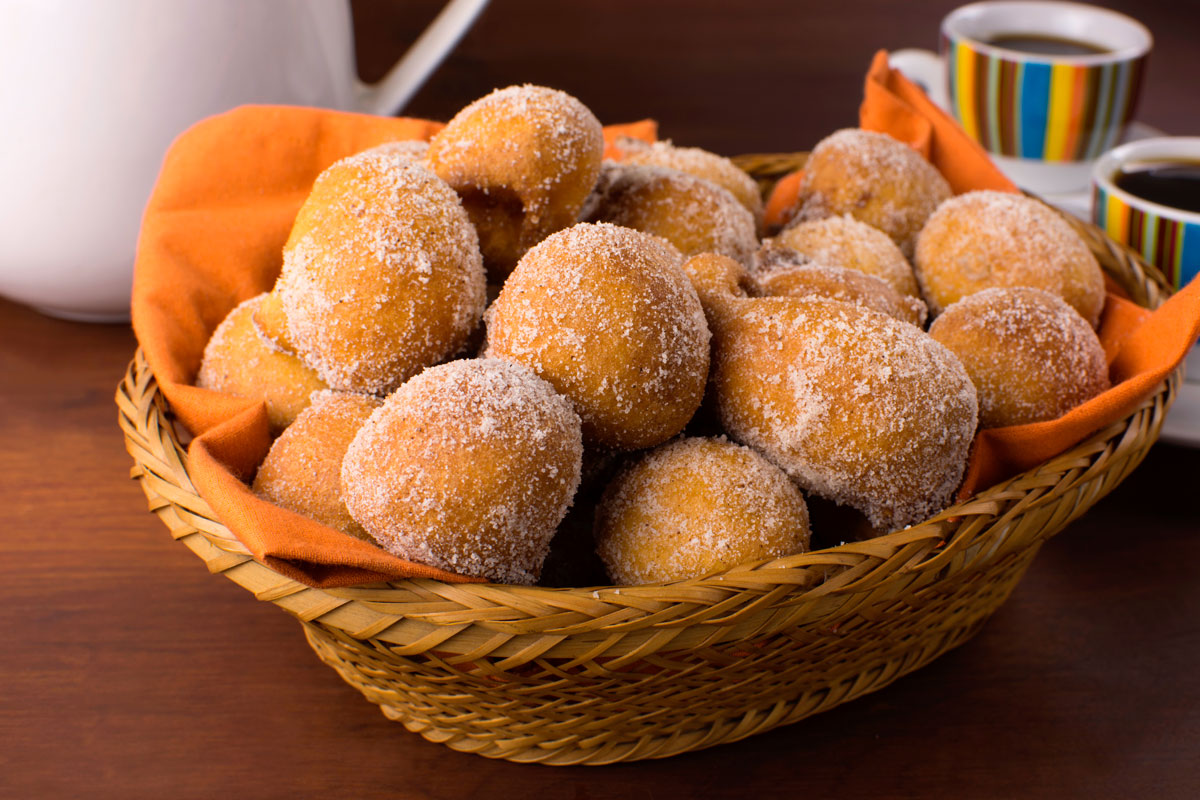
131, 106, 655, 587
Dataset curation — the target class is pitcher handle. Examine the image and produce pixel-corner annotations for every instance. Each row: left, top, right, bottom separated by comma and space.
356, 0, 490, 116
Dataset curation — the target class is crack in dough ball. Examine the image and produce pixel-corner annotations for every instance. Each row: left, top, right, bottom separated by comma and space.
582, 162, 758, 267
252, 389, 382, 542
683, 253, 977, 532
341, 358, 583, 585
791, 129, 951, 257
750, 242, 928, 327
773, 213, 920, 298
277, 149, 486, 394
596, 437, 811, 585
427, 84, 604, 282
929, 287, 1110, 427
196, 293, 328, 433
914, 190, 1106, 328
485, 223, 711, 451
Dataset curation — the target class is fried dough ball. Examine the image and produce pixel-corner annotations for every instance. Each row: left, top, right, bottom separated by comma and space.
252, 390, 382, 542
341, 358, 583, 584
750, 242, 927, 327
929, 287, 1110, 427
914, 191, 1106, 328
773, 214, 920, 298
427, 84, 604, 281
617, 137, 765, 231
196, 293, 328, 433
582, 162, 758, 267
252, 290, 297, 353
595, 437, 811, 585
683, 253, 978, 531
791, 128, 951, 256
485, 223, 710, 451
277, 149, 486, 394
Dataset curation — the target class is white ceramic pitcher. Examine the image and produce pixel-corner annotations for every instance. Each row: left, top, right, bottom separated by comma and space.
0, 0, 488, 322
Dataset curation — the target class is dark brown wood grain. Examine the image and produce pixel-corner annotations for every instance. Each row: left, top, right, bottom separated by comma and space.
2, 2, 1199, 797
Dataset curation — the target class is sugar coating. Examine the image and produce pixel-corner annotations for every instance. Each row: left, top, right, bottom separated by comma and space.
582, 162, 758, 267
929, 287, 1110, 427
356, 139, 430, 163
795, 128, 951, 257
618, 137, 765, 229
712, 293, 978, 531
595, 437, 810, 585
253, 389, 382, 541
427, 84, 604, 276
196, 293, 328, 432
774, 213, 920, 297
914, 190, 1106, 328
750, 244, 928, 327
485, 222, 711, 450
278, 150, 486, 393
341, 358, 583, 584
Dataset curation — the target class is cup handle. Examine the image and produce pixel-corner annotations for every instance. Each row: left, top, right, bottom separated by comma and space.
355, 0, 490, 116
889, 48, 948, 111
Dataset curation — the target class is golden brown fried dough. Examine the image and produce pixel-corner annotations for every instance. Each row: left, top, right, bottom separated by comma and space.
196, 293, 328, 433
618, 137, 765, 231
341, 358, 583, 585
929, 287, 1110, 427
595, 437, 810, 585
277, 149, 486, 394
750, 242, 927, 326
427, 84, 604, 281
791, 128, 951, 257
914, 190, 1106, 328
683, 253, 977, 531
252, 389, 382, 541
582, 162, 758, 267
485, 223, 710, 451
773, 213, 920, 297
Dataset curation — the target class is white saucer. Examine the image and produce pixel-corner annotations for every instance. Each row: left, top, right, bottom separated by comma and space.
1035, 121, 1164, 221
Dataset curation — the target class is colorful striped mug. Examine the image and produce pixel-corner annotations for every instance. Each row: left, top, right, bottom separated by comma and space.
1093, 138, 1200, 291
891, 1, 1152, 194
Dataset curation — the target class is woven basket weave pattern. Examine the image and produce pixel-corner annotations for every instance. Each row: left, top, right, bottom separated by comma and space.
117, 152, 1179, 765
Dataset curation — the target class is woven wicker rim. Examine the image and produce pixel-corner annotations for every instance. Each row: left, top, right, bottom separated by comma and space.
117, 151, 1181, 661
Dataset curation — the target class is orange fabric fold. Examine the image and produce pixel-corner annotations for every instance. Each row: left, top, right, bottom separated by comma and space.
132, 105, 655, 587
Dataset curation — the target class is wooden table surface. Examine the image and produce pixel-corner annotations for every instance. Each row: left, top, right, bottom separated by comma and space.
3, 2, 1198, 797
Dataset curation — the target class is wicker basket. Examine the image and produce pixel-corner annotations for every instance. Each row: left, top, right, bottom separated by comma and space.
117, 153, 1181, 766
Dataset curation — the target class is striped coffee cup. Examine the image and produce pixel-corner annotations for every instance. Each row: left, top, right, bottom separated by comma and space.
1093, 138, 1200, 291
893, 2, 1152, 193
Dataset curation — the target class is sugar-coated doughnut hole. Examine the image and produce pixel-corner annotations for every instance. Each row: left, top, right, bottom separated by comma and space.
485, 222, 711, 451
914, 190, 1106, 328
278, 149, 486, 394
427, 84, 604, 282
750, 242, 927, 327
196, 293, 328, 433
792, 128, 951, 257
582, 162, 758, 267
617, 137, 765, 231
595, 437, 810, 585
687, 254, 978, 531
774, 213, 921, 298
340, 358, 583, 585
929, 287, 1110, 427
252, 389, 382, 542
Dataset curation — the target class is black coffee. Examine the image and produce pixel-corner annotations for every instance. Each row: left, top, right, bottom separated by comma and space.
1113, 160, 1200, 214
985, 33, 1111, 56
